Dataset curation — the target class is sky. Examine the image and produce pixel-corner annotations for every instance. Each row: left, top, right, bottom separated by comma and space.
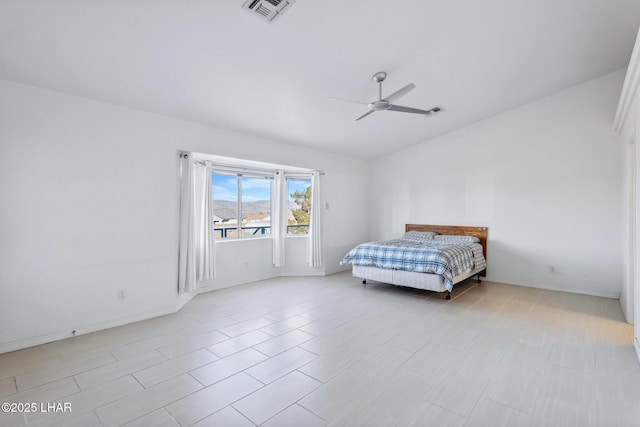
212, 174, 310, 203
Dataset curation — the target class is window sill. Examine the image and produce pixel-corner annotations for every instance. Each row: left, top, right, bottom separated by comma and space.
214, 236, 273, 243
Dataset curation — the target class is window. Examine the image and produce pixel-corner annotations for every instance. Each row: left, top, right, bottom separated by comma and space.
241, 176, 272, 237
286, 177, 312, 234
212, 172, 272, 239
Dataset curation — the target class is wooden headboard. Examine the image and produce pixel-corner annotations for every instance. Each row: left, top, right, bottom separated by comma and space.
405, 224, 488, 275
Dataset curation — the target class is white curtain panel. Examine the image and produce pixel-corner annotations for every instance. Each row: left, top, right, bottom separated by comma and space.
178, 154, 215, 294
272, 171, 286, 267
178, 154, 196, 293
306, 171, 323, 267
195, 163, 215, 281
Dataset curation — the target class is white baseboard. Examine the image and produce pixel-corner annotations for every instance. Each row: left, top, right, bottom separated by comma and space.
323, 263, 351, 276
0, 304, 180, 355
485, 277, 620, 300
176, 291, 196, 311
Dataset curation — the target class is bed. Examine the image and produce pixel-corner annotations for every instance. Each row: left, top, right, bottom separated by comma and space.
342, 224, 488, 299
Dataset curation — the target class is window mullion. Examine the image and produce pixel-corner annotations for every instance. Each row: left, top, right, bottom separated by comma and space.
237, 175, 242, 239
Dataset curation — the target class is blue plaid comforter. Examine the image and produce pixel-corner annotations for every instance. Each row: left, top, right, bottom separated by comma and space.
341, 239, 486, 291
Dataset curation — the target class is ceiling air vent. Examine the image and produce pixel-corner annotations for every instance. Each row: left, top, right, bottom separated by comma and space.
242, 0, 296, 24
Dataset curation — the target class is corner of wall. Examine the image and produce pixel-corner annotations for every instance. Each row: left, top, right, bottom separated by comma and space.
614, 27, 640, 136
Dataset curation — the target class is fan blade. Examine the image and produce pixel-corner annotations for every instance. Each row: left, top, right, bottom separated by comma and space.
387, 104, 438, 115
329, 96, 368, 105
355, 110, 376, 121
385, 83, 416, 103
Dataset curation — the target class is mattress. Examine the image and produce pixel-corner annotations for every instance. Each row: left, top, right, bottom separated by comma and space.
342, 238, 486, 291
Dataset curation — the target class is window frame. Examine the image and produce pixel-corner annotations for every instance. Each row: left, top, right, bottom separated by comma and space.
211, 168, 274, 240
285, 175, 313, 236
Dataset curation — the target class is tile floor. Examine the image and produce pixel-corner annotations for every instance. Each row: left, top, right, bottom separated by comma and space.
1, 272, 639, 426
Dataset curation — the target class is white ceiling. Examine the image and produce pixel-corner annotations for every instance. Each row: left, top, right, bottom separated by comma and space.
1, 1, 639, 159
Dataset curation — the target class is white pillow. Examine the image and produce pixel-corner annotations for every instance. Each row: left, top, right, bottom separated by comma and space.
432, 234, 480, 243
403, 231, 436, 241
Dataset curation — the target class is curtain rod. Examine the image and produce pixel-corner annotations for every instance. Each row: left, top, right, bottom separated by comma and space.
181, 152, 325, 175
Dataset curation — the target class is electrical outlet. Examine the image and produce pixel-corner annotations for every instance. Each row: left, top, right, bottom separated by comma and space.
117, 288, 127, 301
549, 266, 563, 275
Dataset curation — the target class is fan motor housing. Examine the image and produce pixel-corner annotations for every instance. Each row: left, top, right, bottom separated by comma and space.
369, 100, 391, 111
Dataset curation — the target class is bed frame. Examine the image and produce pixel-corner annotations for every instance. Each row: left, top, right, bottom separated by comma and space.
355, 224, 488, 299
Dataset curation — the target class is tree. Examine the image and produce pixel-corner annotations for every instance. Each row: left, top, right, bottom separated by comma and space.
290, 186, 311, 233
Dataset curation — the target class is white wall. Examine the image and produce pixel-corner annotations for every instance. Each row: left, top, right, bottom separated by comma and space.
0, 79, 369, 353
370, 70, 626, 298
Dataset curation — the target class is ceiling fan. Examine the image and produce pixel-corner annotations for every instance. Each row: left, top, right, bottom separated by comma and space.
332, 71, 442, 121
